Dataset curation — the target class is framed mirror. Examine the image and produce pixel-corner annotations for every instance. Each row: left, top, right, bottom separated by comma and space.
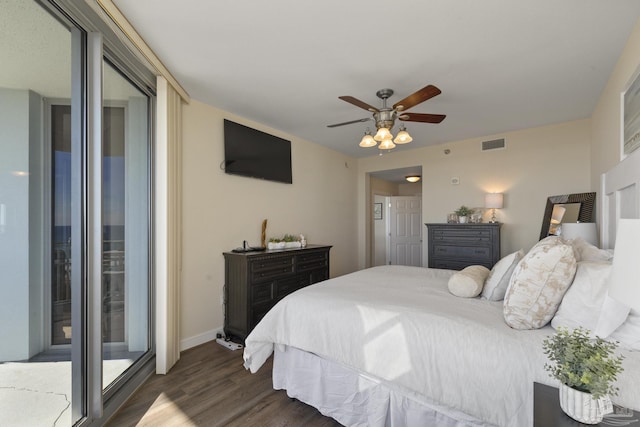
539, 192, 596, 240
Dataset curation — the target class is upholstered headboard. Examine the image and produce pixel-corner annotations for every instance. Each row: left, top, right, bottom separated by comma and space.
600, 149, 640, 249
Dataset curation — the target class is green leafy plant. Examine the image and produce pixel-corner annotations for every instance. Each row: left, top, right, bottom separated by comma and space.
454, 205, 473, 216
282, 234, 298, 242
269, 234, 299, 243
542, 327, 624, 399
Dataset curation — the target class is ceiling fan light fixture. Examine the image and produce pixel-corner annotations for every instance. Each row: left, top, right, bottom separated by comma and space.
405, 175, 421, 183
359, 131, 376, 148
374, 127, 392, 142
394, 126, 413, 144
378, 139, 396, 150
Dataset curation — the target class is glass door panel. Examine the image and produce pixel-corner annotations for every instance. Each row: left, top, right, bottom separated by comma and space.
0, 1, 79, 425
102, 61, 150, 389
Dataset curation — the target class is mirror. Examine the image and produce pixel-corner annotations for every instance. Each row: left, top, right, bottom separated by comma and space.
539, 192, 596, 240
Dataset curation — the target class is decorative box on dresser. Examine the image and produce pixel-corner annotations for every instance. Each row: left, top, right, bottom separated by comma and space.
223, 245, 331, 342
425, 223, 501, 270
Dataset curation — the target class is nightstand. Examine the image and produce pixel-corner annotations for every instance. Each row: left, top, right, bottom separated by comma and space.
534, 382, 639, 426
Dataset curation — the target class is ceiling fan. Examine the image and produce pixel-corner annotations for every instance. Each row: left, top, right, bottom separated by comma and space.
327, 85, 446, 149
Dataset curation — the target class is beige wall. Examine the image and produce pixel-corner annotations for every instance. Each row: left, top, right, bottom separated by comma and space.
357, 119, 591, 269
181, 100, 359, 349
591, 17, 640, 191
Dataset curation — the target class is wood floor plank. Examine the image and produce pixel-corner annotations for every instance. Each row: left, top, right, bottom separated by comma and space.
106, 341, 342, 427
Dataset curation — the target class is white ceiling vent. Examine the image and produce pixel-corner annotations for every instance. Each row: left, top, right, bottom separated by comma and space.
481, 138, 506, 151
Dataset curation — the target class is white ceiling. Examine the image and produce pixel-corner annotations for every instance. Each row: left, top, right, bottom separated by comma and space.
113, 0, 640, 159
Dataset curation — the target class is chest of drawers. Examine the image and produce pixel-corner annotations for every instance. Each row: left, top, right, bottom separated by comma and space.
425, 223, 501, 270
223, 245, 331, 342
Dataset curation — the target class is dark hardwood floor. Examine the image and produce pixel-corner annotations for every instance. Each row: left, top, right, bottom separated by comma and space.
106, 341, 342, 426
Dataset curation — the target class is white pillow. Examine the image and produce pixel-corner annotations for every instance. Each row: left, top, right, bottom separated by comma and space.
569, 237, 613, 262
481, 250, 524, 301
551, 261, 611, 331
610, 309, 640, 351
504, 237, 577, 329
448, 265, 490, 298
594, 294, 631, 338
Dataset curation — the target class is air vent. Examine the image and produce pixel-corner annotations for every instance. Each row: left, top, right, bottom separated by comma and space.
482, 138, 506, 151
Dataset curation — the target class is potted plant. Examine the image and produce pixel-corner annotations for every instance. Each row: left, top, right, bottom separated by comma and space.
542, 327, 624, 424
454, 205, 473, 223
267, 234, 302, 249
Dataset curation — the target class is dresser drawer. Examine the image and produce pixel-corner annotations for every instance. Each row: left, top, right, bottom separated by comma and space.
297, 251, 328, 272
250, 256, 294, 282
250, 255, 294, 272
250, 282, 273, 305
275, 276, 304, 300
432, 229, 491, 242
432, 244, 492, 261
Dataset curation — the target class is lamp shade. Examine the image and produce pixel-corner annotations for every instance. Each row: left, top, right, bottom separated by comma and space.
607, 219, 640, 312
485, 193, 503, 209
561, 223, 598, 246
550, 205, 566, 224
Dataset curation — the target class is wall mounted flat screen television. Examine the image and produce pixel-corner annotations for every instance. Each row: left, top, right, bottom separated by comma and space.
223, 119, 292, 184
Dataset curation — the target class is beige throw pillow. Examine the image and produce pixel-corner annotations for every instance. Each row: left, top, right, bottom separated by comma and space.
448, 265, 490, 298
504, 237, 577, 329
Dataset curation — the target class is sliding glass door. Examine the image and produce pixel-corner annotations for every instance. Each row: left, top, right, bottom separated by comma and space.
1, 0, 155, 424
102, 61, 151, 390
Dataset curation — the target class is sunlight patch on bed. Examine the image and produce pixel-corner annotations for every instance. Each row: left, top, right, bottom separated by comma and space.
357, 305, 411, 380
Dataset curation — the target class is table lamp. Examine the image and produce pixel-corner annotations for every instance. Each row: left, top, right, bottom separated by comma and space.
561, 222, 598, 246
485, 193, 503, 223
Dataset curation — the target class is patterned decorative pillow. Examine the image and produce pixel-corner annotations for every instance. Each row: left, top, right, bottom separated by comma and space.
503, 237, 577, 329
448, 265, 490, 298
481, 250, 524, 301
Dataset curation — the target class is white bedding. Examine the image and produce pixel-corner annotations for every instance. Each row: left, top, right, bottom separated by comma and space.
243, 265, 640, 427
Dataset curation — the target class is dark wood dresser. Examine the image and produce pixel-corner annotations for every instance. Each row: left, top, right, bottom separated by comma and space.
425, 223, 501, 270
223, 245, 331, 342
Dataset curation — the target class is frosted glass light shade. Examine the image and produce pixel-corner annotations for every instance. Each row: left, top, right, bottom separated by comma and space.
378, 139, 396, 150
485, 193, 504, 209
608, 219, 640, 312
394, 129, 413, 144
374, 127, 392, 142
359, 133, 376, 147
561, 223, 598, 246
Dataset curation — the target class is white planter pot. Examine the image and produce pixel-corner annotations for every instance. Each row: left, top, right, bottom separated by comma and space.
267, 241, 286, 250
458, 216, 468, 223
558, 383, 610, 424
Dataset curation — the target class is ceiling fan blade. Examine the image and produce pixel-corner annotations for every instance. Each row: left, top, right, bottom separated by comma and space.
398, 113, 446, 123
393, 85, 441, 111
338, 96, 379, 112
327, 118, 371, 128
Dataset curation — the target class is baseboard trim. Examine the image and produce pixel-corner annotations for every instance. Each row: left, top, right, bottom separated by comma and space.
180, 327, 223, 351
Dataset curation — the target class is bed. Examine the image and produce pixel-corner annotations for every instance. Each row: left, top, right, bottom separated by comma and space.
243, 153, 640, 427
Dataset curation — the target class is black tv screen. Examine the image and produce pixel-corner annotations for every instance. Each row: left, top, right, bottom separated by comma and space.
223, 119, 292, 184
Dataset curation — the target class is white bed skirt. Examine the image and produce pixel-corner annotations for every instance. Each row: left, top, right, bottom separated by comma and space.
273, 346, 496, 427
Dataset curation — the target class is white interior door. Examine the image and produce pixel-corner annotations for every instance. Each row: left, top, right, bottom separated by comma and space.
389, 196, 422, 266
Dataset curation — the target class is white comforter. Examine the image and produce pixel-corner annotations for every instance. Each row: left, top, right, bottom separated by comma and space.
243, 265, 640, 427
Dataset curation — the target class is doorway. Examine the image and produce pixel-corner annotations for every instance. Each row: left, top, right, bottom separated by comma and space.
369, 166, 423, 267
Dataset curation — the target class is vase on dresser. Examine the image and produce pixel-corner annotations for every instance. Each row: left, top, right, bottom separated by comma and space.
458, 216, 468, 223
